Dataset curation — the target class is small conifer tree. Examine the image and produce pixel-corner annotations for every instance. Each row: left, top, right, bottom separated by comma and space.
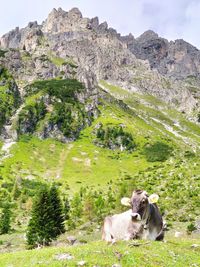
26, 187, 54, 248
68, 193, 83, 229
83, 191, 95, 221
63, 196, 70, 220
12, 180, 21, 200
49, 184, 65, 238
0, 203, 12, 234
94, 194, 106, 222
26, 185, 65, 249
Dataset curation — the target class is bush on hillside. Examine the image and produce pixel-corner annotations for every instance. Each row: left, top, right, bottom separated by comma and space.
95, 124, 136, 152
17, 79, 92, 139
67, 192, 83, 230
17, 100, 47, 134
0, 67, 20, 131
143, 141, 172, 162
50, 102, 87, 138
187, 223, 197, 235
24, 79, 84, 100
0, 203, 12, 234
0, 50, 7, 58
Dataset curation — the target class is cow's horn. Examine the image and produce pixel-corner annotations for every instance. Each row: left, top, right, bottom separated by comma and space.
121, 197, 131, 206
148, 193, 159, 203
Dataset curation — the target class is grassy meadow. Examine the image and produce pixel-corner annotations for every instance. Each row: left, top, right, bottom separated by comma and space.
0, 81, 200, 266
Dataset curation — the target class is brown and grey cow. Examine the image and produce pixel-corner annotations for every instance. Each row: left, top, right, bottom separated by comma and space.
102, 190, 164, 242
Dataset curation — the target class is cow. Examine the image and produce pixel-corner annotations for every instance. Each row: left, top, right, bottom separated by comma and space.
102, 190, 164, 242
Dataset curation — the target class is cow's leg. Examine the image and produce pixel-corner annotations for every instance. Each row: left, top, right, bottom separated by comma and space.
102, 217, 114, 243
103, 231, 114, 242
124, 231, 138, 241
111, 238, 116, 245
124, 234, 132, 241
156, 230, 164, 241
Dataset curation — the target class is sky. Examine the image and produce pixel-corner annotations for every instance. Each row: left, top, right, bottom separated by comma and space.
0, 0, 200, 48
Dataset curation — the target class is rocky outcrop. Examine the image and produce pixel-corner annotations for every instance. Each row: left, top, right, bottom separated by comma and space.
0, 22, 43, 51
16, 76, 98, 142
42, 8, 88, 33
124, 30, 200, 80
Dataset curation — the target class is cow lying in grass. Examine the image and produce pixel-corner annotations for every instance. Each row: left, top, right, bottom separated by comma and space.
102, 190, 164, 242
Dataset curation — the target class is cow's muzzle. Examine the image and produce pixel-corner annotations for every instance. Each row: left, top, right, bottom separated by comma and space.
131, 212, 141, 221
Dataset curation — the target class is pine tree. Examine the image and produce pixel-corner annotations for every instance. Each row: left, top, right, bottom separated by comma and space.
83, 191, 95, 221
68, 193, 83, 229
0, 203, 12, 234
26, 187, 54, 249
94, 194, 106, 222
12, 181, 21, 200
49, 184, 65, 238
107, 188, 116, 211
63, 196, 70, 220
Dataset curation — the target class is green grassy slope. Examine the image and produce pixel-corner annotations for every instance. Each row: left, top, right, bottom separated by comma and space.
0, 81, 200, 266
99, 80, 200, 150
0, 83, 200, 222
0, 237, 199, 267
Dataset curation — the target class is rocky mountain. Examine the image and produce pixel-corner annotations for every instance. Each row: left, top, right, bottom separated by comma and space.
0, 7, 200, 144
124, 30, 200, 80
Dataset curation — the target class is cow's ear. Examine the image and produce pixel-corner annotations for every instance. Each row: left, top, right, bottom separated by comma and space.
121, 197, 131, 206
148, 193, 159, 203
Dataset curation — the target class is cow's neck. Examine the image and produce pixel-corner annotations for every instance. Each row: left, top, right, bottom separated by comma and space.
141, 203, 152, 229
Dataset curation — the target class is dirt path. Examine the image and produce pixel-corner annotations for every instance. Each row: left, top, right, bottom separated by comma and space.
55, 143, 74, 179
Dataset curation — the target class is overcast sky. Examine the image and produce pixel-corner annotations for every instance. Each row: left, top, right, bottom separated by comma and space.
0, 0, 200, 48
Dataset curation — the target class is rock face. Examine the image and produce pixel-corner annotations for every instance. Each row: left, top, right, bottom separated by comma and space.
0, 23, 43, 51
124, 30, 200, 80
42, 8, 86, 33
0, 6, 200, 126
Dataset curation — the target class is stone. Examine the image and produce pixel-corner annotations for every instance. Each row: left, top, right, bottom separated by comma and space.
55, 253, 74, 260
191, 244, 200, 248
174, 231, 182, 238
67, 236, 77, 245
77, 260, 87, 266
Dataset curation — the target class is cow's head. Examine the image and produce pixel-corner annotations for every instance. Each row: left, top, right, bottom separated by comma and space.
121, 190, 159, 221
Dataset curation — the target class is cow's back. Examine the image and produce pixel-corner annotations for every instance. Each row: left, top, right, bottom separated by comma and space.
102, 209, 140, 242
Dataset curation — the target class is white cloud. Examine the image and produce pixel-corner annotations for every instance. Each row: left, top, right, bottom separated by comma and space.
0, 0, 200, 49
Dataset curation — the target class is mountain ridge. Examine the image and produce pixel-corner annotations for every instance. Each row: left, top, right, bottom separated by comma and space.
1, 6, 200, 82
0, 6, 200, 138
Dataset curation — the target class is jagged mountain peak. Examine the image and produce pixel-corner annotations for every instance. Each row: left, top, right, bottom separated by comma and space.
42, 7, 86, 33
171, 38, 199, 53
47, 6, 83, 20
68, 7, 83, 18
136, 30, 159, 41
